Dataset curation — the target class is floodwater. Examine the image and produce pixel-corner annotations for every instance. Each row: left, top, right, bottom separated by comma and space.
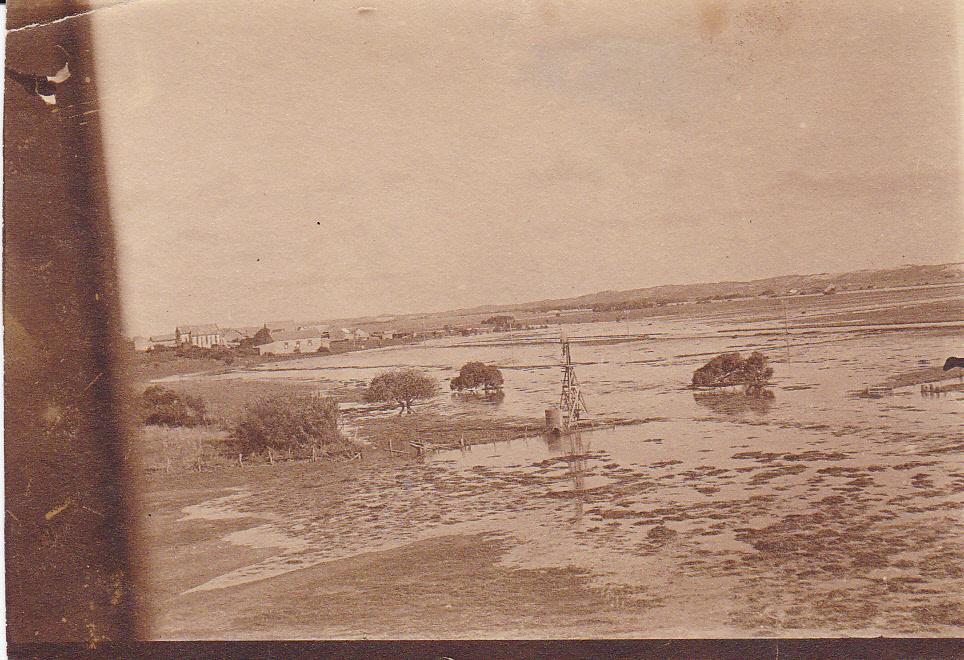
171, 290, 963, 635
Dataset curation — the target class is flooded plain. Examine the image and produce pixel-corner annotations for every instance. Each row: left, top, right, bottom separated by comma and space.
147, 288, 962, 637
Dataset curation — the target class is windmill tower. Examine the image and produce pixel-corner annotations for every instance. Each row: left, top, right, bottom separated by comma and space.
558, 330, 590, 428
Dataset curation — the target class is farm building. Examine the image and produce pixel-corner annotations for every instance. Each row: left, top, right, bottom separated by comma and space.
175, 324, 225, 348
257, 329, 331, 355
132, 336, 151, 351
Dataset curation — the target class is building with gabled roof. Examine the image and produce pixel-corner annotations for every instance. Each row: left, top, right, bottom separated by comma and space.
175, 324, 225, 348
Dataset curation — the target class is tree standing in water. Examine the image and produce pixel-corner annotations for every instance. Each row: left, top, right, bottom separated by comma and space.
366, 368, 438, 414
451, 361, 504, 393
692, 351, 773, 395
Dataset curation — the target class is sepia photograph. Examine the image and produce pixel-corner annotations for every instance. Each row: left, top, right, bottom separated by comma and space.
4, 0, 963, 650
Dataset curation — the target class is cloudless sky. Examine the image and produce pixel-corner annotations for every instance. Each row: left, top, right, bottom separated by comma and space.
89, 0, 962, 336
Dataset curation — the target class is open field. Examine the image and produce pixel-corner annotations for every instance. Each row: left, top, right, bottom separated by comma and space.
135, 284, 962, 638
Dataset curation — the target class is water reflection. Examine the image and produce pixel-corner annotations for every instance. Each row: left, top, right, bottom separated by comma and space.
547, 432, 590, 521
692, 389, 775, 415
919, 382, 959, 397
451, 390, 506, 406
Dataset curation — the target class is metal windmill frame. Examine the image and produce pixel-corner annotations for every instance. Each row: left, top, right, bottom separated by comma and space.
559, 333, 590, 428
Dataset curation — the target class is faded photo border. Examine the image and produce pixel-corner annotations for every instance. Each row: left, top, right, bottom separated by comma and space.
4, 0, 962, 655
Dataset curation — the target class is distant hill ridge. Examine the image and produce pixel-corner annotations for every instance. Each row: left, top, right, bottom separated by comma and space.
165, 263, 963, 335
380, 262, 964, 322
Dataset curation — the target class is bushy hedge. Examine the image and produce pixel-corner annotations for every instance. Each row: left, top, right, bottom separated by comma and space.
229, 394, 344, 457
175, 344, 236, 364
142, 385, 207, 427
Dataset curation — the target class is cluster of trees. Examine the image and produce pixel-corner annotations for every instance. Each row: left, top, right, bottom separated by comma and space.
142, 385, 208, 427
692, 351, 773, 395
365, 368, 439, 414
450, 361, 504, 393
361, 362, 506, 413
481, 315, 515, 331
591, 299, 663, 313
229, 394, 345, 457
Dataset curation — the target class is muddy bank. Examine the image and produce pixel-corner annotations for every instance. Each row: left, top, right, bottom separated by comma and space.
141, 403, 963, 638
150, 530, 651, 640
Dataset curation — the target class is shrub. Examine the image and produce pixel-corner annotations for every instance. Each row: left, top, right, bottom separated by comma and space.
365, 368, 438, 413
692, 351, 773, 394
142, 385, 207, 427
175, 343, 236, 362
229, 394, 342, 457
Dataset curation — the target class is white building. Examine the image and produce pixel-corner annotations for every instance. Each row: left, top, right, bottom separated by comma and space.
175, 324, 225, 348
257, 329, 331, 355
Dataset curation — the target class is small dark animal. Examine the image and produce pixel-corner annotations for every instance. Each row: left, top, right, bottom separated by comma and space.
943, 357, 964, 371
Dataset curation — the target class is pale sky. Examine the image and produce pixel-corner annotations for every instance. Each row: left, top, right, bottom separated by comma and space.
89, 0, 962, 336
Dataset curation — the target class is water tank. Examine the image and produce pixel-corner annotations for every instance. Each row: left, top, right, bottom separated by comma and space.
545, 407, 563, 435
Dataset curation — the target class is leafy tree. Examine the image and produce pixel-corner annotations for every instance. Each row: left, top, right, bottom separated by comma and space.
230, 394, 342, 457
142, 385, 207, 427
692, 351, 773, 394
451, 361, 504, 392
252, 325, 273, 346
456, 361, 487, 390
365, 368, 438, 413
